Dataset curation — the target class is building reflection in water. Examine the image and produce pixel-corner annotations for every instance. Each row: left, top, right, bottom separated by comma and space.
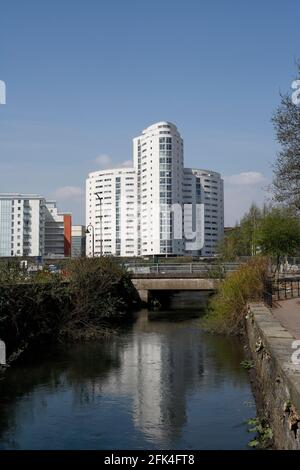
100, 310, 205, 445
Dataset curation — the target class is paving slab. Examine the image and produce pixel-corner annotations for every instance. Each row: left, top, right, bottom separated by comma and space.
272, 298, 300, 339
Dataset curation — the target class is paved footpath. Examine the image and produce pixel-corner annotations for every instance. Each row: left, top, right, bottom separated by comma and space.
272, 298, 300, 339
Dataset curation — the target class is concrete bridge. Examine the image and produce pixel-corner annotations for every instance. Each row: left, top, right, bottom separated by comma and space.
131, 271, 222, 303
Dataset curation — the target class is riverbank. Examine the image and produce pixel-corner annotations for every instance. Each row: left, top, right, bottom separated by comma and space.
200, 256, 298, 448
246, 302, 300, 449
0, 258, 140, 365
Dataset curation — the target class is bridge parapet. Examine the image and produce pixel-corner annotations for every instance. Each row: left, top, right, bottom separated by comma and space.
131, 272, 222, 279
125, 262, 240, 276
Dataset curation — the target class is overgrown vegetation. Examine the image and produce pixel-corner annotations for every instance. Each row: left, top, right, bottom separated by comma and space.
62, 257, 140, 340
202, 257, 268, 335
240, 360, 254, 370
0, 257, 140, 361
247, 417, 273, 449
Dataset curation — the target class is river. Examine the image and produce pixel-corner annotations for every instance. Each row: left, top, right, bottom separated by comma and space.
0, 292, 255, 450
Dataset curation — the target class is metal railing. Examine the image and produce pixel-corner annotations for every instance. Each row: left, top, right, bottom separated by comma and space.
263, 276, 300, 308
124, 262, 240, 275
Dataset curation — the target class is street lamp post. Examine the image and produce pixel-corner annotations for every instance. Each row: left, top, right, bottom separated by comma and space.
85, 224, 94, 257
95, 192, 103, 257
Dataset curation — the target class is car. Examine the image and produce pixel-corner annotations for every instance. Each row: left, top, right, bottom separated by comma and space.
48, 264, 59, 273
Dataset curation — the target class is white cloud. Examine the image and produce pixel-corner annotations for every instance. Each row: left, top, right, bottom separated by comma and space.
223, 171, 271, 226
94, 154, 133, 169
224, 171, 266, 187
49, 187, 85, 225
121, 159, 133, 167
52, 186, 84, 200
94, 154, 113, 168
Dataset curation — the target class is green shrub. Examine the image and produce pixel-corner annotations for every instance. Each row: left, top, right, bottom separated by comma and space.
202, 257, 268, 334
0, 257, 140, 357
61, 257, 140, 339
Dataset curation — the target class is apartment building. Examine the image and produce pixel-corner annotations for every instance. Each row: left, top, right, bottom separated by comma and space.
86, 122, 224, 257
44, 201, 72, 258
0, 194, 72, 258
183, 168, 224, 256
133, 121, 185, 256
0, 194, 45, 257
71, 225, 86, 258
86, 168, 137, 257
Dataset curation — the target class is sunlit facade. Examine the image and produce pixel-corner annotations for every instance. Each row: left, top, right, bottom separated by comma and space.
0, 194, 72, 258
0, 194, 45, 257
86, 122, 224, 257
86, 168, 137, 257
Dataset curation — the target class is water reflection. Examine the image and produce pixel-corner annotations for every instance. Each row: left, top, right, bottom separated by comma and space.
0, 293, 255, 449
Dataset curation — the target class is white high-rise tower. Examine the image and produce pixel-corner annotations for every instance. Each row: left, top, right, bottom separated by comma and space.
133, 122, 185, 256
86, 121, 224, 257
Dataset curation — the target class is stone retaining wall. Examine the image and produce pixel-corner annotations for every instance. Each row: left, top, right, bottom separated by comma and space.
247, 303, 300, 449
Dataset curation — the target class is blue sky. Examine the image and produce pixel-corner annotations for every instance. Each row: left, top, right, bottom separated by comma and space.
0, 0, 299, 225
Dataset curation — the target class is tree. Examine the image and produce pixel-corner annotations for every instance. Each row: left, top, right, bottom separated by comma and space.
219, 225, 242, 261
257, 209, 300, 265
238, 204, 265, 256
219, 204, 300, 263
219, 204, 267, 260
272, 62, 300, 210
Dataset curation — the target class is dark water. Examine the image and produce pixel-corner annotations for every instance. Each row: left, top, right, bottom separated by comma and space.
0, 292, 255, 450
